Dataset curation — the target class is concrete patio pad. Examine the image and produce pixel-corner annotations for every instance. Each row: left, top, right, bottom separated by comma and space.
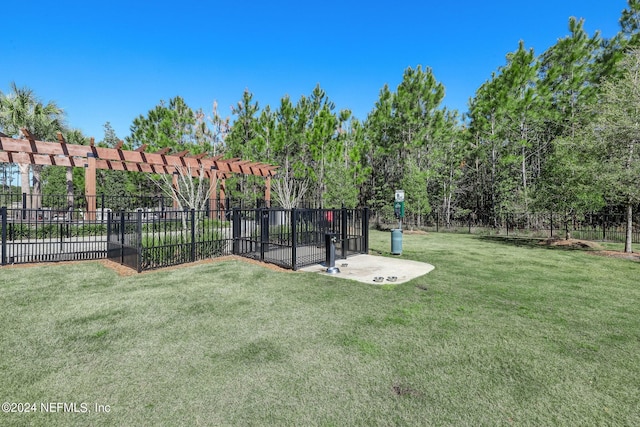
300, 254, 434, 284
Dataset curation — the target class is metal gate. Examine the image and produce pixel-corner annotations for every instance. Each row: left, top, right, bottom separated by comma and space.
106, 211, 142, 272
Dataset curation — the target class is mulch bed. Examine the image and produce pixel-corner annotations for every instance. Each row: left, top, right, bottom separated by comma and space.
3, 255, 298, 277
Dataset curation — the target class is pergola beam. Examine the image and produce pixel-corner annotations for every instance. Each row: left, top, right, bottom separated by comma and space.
0, 131, 277, 211
0, 133, 278, 177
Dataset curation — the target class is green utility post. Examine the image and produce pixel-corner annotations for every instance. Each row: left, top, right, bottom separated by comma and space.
391, 190, 404, 255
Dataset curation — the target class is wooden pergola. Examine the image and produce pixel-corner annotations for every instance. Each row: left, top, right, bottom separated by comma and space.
0, 129, 278, 219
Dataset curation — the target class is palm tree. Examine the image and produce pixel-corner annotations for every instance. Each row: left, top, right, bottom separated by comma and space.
0, 82, 65, 209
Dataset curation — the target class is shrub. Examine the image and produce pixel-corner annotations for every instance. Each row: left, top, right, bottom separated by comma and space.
140, 230, 224, 269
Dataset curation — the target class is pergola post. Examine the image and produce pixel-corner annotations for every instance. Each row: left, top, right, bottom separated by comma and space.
265, 176, 271, 208
209, 170, 218, 218
172, 172, 179, 209
219, 179, 226, 220
84, 153, 97, 220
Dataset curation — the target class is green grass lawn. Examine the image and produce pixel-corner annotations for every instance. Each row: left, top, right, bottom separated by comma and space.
1, 231, 639, 426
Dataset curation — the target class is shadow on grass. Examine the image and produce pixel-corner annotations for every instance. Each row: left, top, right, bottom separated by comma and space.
476, 235, 598, 252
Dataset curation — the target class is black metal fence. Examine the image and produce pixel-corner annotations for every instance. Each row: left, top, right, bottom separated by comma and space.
1, 206, 109, 264
1, 204, 370, 272
233, 208, 369, 270
108, 209, 234, 272
378, 211, 640, 243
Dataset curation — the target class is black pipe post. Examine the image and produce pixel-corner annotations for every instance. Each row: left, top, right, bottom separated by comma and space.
341, 207, 348, 259
362, 207, 369, 254
232, 208, 240, 255
260, 208, 269, 261
291, 208, 298, 270
136, 209, 143, 273
120, 210, 126, 264
1, 206, 6, 266
106, 210, 112, 246
190, 208, 196, 262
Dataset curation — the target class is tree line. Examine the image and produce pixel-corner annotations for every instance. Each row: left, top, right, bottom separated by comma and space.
1, 1, 640, 250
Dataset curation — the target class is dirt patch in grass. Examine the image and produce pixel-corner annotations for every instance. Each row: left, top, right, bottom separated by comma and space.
392, 383, 423, 397
539, 238, 603, 250
102, 255, 298, 276
404, 230, 429, 235
539, 238, 640, 261
544, 238, 640, 261
588, 250, 640, 262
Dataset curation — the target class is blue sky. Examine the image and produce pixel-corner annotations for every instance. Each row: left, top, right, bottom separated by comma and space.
0, 0, 627, 142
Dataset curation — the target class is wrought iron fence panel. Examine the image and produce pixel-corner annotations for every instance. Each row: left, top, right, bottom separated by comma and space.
1, 203, 370, 272
1, 207, 109, 264
375, 209, 640, 243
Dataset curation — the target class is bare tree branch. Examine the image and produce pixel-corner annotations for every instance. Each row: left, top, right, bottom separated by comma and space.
152, 164, 213, 230
272, 176, 309, 209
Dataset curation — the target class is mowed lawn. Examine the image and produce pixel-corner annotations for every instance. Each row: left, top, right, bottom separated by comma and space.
1, 231, 639, 426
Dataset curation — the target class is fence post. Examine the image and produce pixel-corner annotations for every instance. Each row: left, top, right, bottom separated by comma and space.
120, 210, 126, 264
291, 208, 297, 270
341, 207, 348, 259
550, 213, 553, 238
106, 210, 112, 261
260, 208, 268, 261
436, 211, 439, 233
603, 214, 607, 241
232, 208, 240, 255
362, 207, 369, 254
190, 208, 196, 262
22, 192, 27, 220
59, 221, 64, 253
1, 207, 6, 266
136, 210, 142, 273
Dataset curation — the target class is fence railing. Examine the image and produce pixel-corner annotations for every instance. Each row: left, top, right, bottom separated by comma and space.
0, 191, 275, 216
378, 211, 640, 244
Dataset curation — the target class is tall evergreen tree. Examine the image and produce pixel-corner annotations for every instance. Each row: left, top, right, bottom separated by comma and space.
467, 42, 539, 217
365, 66, 446, 220
588, 49, 640, 252
126, 96, 212, 154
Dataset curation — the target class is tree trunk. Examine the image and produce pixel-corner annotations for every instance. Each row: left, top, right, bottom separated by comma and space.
521, 144, 528, 214
625, 202, 633, 253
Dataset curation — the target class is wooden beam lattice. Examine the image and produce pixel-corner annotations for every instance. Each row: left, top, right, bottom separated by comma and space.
0, 132, 278, 178
1, 130, 278, 219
